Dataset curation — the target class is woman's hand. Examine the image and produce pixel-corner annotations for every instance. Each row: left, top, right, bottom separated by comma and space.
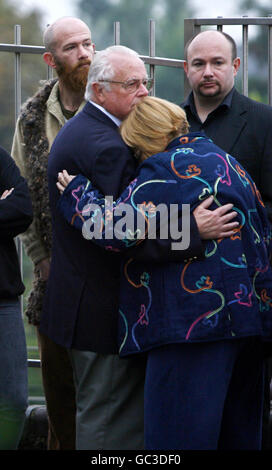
57, 170, 76, 194
0, 188, 14, 199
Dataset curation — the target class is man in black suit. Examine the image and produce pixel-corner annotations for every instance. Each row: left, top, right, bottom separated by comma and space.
182, 29, 272, 221
182, 29, 272, 449
41, 45, 239, 450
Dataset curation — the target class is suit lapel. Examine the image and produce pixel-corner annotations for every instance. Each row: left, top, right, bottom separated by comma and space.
215, 90, 247, 154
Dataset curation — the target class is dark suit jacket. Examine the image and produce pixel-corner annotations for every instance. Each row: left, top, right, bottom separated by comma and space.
40, 102, 138, 353
182, 89, 272, 221
40, 102, 203, 353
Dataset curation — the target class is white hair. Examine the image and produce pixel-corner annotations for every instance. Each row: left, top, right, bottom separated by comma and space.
84, 45, 142, 101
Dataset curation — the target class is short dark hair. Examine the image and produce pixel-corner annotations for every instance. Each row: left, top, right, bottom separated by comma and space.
184, 30, 237, 62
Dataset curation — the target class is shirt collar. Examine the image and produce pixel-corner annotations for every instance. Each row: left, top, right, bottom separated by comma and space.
183, 87, 235, 115
89, 101, 122, 127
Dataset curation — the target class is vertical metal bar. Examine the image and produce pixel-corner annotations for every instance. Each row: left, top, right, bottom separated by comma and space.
217, 18, 223, 32
44, 21, 53, 80
114, 21, 120, 45
47, 65, 54, 80
14, 25, 23, 313
268, 24, 272, 105
183, 19, 201, 99
242, 22, 249, 97
184, 18, 201, 47
149, 19, 155, 96
14, 25, 21, 120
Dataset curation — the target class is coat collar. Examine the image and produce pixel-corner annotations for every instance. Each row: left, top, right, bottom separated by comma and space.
82, 101, 120, 129
89, 101, 122, 127
183, 87, 235, 115
47, 81, 86, 127
210, 88, 248, 154
183, 88, 248, 155
166, 131, 212, 150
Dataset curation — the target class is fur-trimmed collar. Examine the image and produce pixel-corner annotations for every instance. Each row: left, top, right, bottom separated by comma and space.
20, 79, 57, 325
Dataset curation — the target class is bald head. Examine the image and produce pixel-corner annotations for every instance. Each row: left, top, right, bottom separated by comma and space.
183, 30, 240, 108
43, 17, 91, 53
42, 16, 94, 94
185, 30, 237, 62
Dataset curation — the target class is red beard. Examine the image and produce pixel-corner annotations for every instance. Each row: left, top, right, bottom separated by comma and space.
55, 58, 91, 92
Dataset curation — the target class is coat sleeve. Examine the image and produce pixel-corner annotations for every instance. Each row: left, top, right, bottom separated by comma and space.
11, 118, 49, 264
0, 146, 33, 239
125, 212, 204, 263
57, 155, 204, 260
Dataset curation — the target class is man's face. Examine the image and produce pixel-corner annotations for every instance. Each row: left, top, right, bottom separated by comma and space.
97, 55, 150, 120
51, 20, 94, 91
184, 32, 240, 102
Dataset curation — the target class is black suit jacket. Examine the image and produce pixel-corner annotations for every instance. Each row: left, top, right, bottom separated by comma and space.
40, 102, 138, 353
182, 89, 272, 221
40, 102, 203, 353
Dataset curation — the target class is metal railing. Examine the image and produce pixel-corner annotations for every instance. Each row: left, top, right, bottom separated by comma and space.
7, 20, 185, 125
184, 16, 272, 103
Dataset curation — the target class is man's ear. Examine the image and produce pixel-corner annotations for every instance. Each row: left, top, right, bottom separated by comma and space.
43, 51, 56, 69
233, 57, 241, 76
92, 83, 106, 104
183, 61, 188, 76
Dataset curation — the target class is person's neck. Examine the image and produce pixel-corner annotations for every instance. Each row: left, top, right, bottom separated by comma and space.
193, 92, 225, 123
90, 99, 122, 126
58, 81, 85, 112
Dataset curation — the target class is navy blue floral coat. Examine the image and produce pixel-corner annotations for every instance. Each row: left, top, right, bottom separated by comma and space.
58, 132, 272, 356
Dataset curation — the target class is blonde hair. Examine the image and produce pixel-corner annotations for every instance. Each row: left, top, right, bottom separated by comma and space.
120, 96, 189, 161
